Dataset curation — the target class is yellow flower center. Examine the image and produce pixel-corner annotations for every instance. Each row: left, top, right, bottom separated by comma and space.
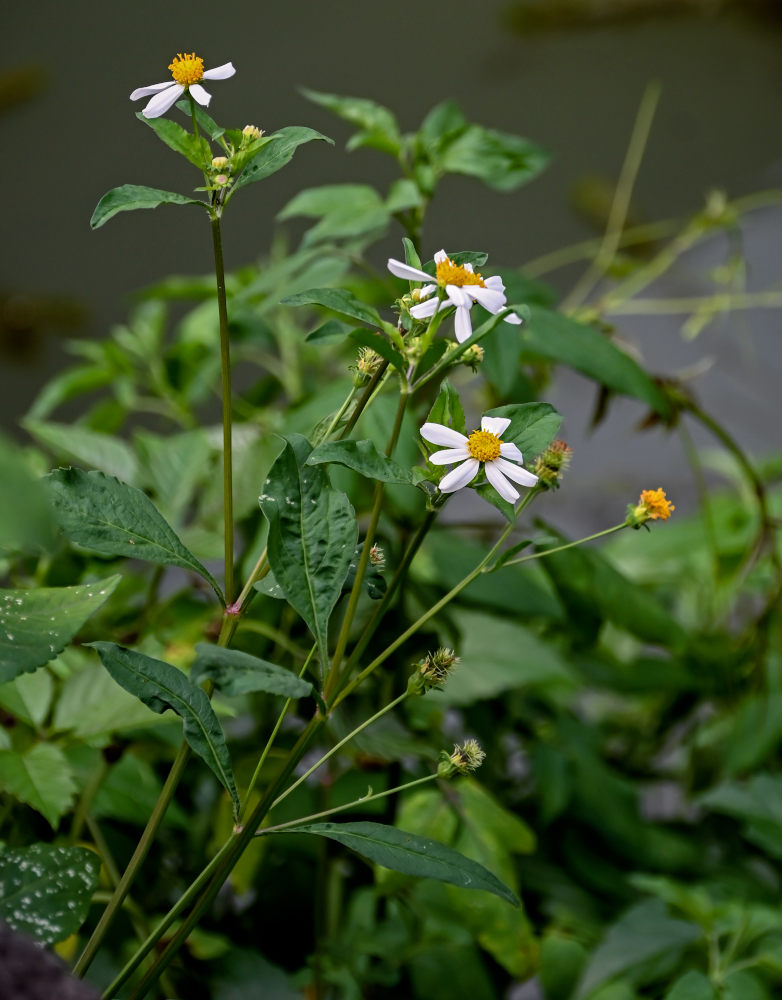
435, 256, 486, 288
169, 52, 205, 87
467, 429, 501, 462
639, 488, 675, 520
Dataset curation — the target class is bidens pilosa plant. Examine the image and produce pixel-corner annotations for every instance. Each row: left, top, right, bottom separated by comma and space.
3, 50, 780, 1000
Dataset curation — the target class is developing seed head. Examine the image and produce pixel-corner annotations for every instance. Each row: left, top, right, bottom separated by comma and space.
533, 439, 573, 490
352, 346, 383, 386
368, 544, 385, 568
437, 739, 486, 777
407, 647, 459, 695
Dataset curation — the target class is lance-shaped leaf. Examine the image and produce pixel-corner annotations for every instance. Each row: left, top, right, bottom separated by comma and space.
0, 744, 76, 828
137, 111, 211, 169
191, 643, 312, 699
307, 440, 414, 485
90, 184, 204, 229
259, 435, 357, 672
45, 468, 223, 604
0, 575, 121, 683
0, 844, 101, 945
230, 126, 333, 192
281, 287, 382, 328
282, 821, 518, 906
89, 642, 240, 818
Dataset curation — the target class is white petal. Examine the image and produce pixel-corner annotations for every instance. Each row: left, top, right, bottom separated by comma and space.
445, 284, 470, 308
481, 416, 511, 436
409, 297, 439, 320
485, 275, 505, 291
469, 286, 506, 313
464, 262, 475, 273
439, 459, 479, 493
420, 423, 468, 448
387, 258, 431, 283
485, 462, 520, 503
142, 84, 184, 118
429, 447, 471, 465
130, 81, 174, 99
189, 84, 212, 107
499, 442, 523, 462
504, 310, 523, 325
203, 61, 236, 80
433, 249, 448, 263
419, 283, 436, 297
454, 305, 473, 343
495, 456, 538, 487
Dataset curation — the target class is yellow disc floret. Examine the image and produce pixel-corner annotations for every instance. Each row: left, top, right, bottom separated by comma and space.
638, 487, 675, 520
435, 256, 486, 288
467, 429, 502, 462
169, 52, 205, 86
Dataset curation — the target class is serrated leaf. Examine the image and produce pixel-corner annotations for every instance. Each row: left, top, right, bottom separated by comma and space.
283, 821, 518, 905
439, 124, 550, 192
0, 670, 53, 726
0, 844, 100, 944
278, 184, 390, 245
230, 126, 333, 193
191, 643, 312, 698
0, 575, 120, 683
259, 435, 357, 672
44, 468, 223, 603
0, 744, 76, 827
24, 418, 139, 484
90, 184, 204, 229
521, 306, 670, 415
307, 440, 414, 485
281, 287, 382, 328
301, 88, 401, 155
89, 642, 240, 818
52, 663, 166, 738
137, 111, 211, 168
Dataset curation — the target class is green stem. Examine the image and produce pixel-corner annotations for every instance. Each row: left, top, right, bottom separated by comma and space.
70, 755, 108, 844
323, 385, 358, 441
210, 214, 235, 605
605, 290, 782, 316
339, 361, 389, 439
499, 522, 628, 568
257, 773, 438, 835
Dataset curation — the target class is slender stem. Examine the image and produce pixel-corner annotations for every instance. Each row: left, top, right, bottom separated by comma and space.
230, 546, 269, 614
561, 81, 661, 311
339, 361, 389, 439
257, 773, 438, 835
270, 692, 410, 812
605, 290, 782, 315
678, 420, 719, 581
210, 214, 235, 605
73, 741, 191, 977
500, 523, 628, 568
70, 755, 108, 844
323, 385, 358, 441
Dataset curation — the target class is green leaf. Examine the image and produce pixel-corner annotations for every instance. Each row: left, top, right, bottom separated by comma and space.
521, 306, 670, 415
287, 821, 518, 905
305, 319, 350, 344
0, 670, 53, 726
278, 184, 390, 245
134, 428, 212, 525
52, 663, 166, 738
576, 900, 700, 999
427, 380, 466, 435
24, 418, 140, 483
0, 575, 120, 683
386, 178, 423, 214
45, 468, 223, 604
259, 435, 357, 672
402, 236, 423, 271
230, 126, 333, 193
348, 328, 405, 373
0, 744, 76, 827
281, 287, 382, 328
174, 98, 224, 140
664, 971, 716, 1000
0, 844, 100, 944
89, 642, 240, 818
92, 752, 189, 828
191, 643, 312, 699
307, 440, 414, 485
439, 124, 550, 192
699, 774, 782, 858
301, 88, 402, 155
137, 110, 211, 168
90, 184, 204, 229
485, 402, 561, 463
0, 434, 57, 553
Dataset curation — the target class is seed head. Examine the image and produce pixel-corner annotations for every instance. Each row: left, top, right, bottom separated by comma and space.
437, 739, 486, 777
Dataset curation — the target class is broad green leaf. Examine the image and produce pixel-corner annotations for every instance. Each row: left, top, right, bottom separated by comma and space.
418, 101, 469, 153
0, 575, 120, 683
90, 184, 204, 229
440, 125, 550, 192
230, 126, 333, 193
427, 380, 466, 435
52, 662, 167, 738
24, 418, 139, 483
45, 468, 223, 603
90, 642, 240, 818
664, 970, 716, 999
483, 401, 562, 465
137, 111, 211, 169
212, 949, 301, 1000
26, 364, 116, 422
0, 670, 53, 726
0, 435, 56, 553
409, 941, 497, 1000
191, 643, 312, 698
305, 319, 350, 344
386, 178, 423, 213
259, 435, 357, 672
0, 844, 100, 944
301, 88, 402, 155
278, 184, 390, 245
284, 821, 518, 905
521, 306, 670, 415
0, 743, 76, 827
92, 752, 189, 828
134, 428, 212, 525
540, 933, 589, 1000
307, 440, 414, 485
576, 900, 700, 999
281, 287, 382, 328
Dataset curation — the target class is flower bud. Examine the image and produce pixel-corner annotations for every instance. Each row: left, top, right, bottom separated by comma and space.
437, 739, 486, 777
368, 544, 385, 569
626, 487, 675, 527
533, 439, 573, 490
213, 173, 230, 187
242, 124, 264, 140
211, 156, 229, 170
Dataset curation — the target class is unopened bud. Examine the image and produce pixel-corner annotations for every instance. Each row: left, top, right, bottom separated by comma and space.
437, 739, 486, 777
533, 439, 573, 490
460, 343, 484, 371
211, 156, 229, 170
242, 124, 264, 140
213, 173, 230, 187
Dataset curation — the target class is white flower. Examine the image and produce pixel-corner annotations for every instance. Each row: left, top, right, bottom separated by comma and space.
130, 52, 236, 119
387, 249, 522, 343
421, 415, 538, 504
